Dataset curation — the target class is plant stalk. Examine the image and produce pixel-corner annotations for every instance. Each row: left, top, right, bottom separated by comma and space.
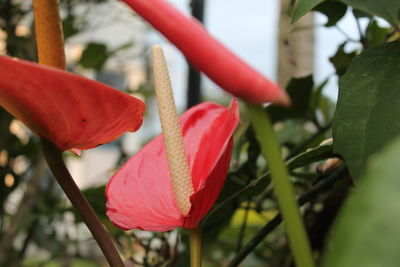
33, 0, 66, 69
246, 103, 315, 267
189, 227, 202, 267
41, 138, 125, 267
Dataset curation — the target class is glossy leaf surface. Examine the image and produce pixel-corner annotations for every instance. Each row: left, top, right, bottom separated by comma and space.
121, 0, 289, 105
0, 56, 145, 151
106, 100, 239, 231
333, 42, 400, 180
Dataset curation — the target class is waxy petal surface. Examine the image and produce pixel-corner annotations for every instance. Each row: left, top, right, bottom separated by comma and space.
121, 0, 289, 106
106, 100, 239, 231
0, 56, 145, 151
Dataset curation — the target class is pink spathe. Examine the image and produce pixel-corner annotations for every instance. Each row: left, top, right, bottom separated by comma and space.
106, 100, 239, 231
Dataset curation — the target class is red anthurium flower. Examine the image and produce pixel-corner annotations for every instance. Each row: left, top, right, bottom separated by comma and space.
0, 56, 145, 151
120, 0, 290, 106
106, 99, 239, 231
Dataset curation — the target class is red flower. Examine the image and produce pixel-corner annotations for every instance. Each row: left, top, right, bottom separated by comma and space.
0, 56, 145, 151
106, 100, 239, 231
120, 0, 290, 106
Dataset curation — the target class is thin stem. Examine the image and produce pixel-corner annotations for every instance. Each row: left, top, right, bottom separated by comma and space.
189, 227, 202, 267
228, 164, 348, 267
235, 200, 251, 253
246, 103, 315, 267
40, 138, 125, 267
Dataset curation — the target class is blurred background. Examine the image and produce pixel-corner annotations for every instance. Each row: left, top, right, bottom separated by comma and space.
0, 0, 390, 266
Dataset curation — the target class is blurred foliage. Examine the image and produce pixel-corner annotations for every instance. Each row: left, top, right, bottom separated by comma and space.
323, 137, 400, 267
0, 0, 399, 266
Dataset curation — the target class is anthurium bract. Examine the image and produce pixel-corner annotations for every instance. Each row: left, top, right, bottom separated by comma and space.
106, 100, 239, 231
120, 0, 290, 106
0, 56, 145, 151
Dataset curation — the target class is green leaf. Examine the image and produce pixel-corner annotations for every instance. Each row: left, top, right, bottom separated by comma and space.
329, 43, 358, 76
79, 42, 109, 71
339, 0, 400, 27
313, 1, 347, 27
62, 15, 80, 39
319, 94, 336, 123
287, 144, 334, 170
268, 76, 314, 122
333, 41, 400, 180
292, 0, 324, 23
322, 136, 400, 267
365, 20, 392, 48
310, 78, 329, 113
352, 8, 372, 19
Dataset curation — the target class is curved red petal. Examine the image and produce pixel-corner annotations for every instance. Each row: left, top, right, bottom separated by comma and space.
121, 0, 289, 106
0, 56, 145, 151
184, 138, 233, 228
183, 100, 239, 228
106, 133, 184, 231
106, 100, 239, 231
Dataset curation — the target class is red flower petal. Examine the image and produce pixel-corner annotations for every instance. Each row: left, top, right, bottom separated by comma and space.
0, 56, 145, 151
184, 138, 233, 228
105, 133, 184, 231
121, 0, 290, 106
106, 100, 239, 231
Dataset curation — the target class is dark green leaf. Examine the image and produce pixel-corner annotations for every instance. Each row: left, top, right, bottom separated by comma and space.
313, 1, 347, 27
352, 8, 372, 19
365, 20, 392, 48
322, 136, 400, 267
79, 42, 109, 71
310, 78, 329, 113
339, 0, 400, 27
268, 76, 314, 122
333, 41, 400, 180
319, 94, 336, 123
82, 185, 106, 217
292, 0, 324, 23
310, 78, 336, 125
62, 15, 80, 39
329, 43, 357, 76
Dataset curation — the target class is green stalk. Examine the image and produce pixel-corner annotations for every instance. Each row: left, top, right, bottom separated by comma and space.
246, 103, 314, 267
40, 138, 125, 267
189, 227, 202, 267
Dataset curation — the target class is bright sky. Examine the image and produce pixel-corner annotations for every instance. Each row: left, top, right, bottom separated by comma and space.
161, 0, 366, 104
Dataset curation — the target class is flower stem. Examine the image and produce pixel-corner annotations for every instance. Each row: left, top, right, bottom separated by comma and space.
246, 103, 315, 267
33, 0, 66, 69
40, 138, 125, 267
189, 227, 202, 267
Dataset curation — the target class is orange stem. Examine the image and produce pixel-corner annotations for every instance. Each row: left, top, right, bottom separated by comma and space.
33, 0, 66, 69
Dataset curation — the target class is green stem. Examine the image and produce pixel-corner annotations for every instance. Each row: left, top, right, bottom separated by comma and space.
189, 227, 202, 267
40, 138, 125, 267
246, 103, 315, 267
